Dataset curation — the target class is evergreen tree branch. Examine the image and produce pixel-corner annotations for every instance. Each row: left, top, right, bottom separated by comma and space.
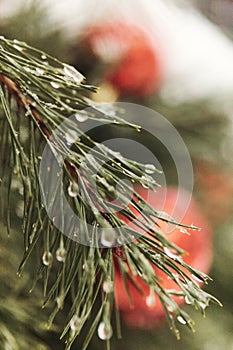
0, 36, 221, 349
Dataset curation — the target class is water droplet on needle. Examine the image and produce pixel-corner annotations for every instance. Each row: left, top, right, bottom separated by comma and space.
70, 315, 82, 332
146, 289, 156, 307
145, 164, 156, 174
97, 322, 113, 340
42, 251, 53, 266
177, 315, 186, 325
74, 112, 89, 122
100, 229, 116, 247
68, 181, 79, 197
50, 81, 60, 89
56, 247, 67, 262
63, 64, 84, 84
35, 67, 45, 75
103, 280, 114, 294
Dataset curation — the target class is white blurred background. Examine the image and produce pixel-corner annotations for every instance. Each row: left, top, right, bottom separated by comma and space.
1, 0, 232, 107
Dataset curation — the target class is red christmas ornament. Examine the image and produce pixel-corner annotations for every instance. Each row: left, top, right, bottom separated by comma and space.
82, 21, 163, 97
114, 186, 213, 329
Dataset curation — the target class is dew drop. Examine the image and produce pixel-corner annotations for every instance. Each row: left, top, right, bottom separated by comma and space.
56, 296, 64, 309
179, 227, 190, 235
103, 280, 114, 294
24, 66, 31, 73
70, 315, 82, 331
13, 44, 23, 52
41, 54, 47, 60
154, 253, 163, 263
100, 228, 116, 248
50, 81, 60, 89
198, 301, 207, 310
141, 175, 149, 188
164, 247, 178, 259
145, 164, 156, 174
185, 296, 192, 305
42, 251, 53, 266
191, 274, 204, 283
190, 223, 199, 230
68, 181, 79, 197
56, 247, 67, 262
97, 322, 113, 340
35, 67, 45, 75
65, 130, 80, 145
74, 112, 89, 123
30, 100, 37, 107
117, 236, 125, 245
146, 291, 156, 307
63, 64, 84, 84
177, 315, 187, 325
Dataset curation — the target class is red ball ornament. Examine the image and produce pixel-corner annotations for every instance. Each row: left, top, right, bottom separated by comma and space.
114, 186, 213, 329
82, 21, 163, 97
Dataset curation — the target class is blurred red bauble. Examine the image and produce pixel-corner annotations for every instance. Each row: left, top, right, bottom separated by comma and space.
82, 21, 163, 97
114, 186, 213, 329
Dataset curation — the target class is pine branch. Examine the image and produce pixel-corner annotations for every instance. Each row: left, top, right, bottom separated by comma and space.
0, 36, 221, 349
